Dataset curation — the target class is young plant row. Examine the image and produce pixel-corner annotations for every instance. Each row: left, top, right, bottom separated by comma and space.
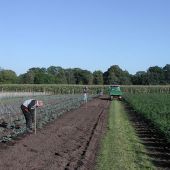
124, 93, 170, 140
0, 94, 95, 142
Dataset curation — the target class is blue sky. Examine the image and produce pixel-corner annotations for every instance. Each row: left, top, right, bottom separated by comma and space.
0, 0, 170, 75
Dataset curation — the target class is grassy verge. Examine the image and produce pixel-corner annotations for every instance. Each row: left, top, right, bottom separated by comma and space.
96, 100, 155, 170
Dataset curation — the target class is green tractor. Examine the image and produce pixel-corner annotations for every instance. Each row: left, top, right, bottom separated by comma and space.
109, 85, 123, 100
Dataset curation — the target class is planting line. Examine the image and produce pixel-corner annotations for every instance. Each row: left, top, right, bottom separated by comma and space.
72, 100, 109, 170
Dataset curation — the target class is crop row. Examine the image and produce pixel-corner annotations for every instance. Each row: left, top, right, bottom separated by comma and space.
0, 84, 170, 95
124, 93, 170, 140
121, 85, 170, 94
0, 84, 105, 95
0, 94, 95, 142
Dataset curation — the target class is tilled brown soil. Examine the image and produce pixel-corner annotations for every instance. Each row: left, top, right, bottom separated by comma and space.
0, 98, 109, 170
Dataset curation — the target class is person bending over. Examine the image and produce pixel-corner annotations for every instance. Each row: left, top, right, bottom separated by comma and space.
21, 99, 43, 133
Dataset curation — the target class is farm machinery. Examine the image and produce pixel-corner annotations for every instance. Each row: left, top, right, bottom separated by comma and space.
109, 85, 123, 100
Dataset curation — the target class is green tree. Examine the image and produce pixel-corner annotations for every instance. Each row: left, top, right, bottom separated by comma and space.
132, 71, 148, 85
163, 64, 170, 84
147, 66, 164, 85
93, 70, 104, 85
103, 65, 131, 85
47, 66, 67, 84
18, 72, 35, 84
19, 67, 54, 84
65, 69, 76, 84
73, 68, 93, 85
0, 70, 17, 84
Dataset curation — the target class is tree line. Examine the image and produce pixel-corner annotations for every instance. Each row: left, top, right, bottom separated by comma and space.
0, 64, 170, 85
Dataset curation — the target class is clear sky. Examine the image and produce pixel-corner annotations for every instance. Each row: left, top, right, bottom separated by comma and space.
0, 0, 170, 75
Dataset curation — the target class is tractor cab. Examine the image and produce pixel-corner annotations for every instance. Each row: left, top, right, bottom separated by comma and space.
109, 85, 123, 100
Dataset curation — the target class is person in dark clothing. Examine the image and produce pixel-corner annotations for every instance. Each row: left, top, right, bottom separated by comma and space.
21, 99, 43, 133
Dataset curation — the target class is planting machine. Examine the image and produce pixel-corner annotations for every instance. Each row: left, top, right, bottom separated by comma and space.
109, 85, 123, 100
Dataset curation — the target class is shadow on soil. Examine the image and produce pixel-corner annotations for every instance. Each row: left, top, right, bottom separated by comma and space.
124, 102, 170, 169
99, 96, 110, 101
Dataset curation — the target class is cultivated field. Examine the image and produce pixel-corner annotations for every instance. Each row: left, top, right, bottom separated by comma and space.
0, 93, 96, 142
0, 97, 108, 170
0, 85, 170, 169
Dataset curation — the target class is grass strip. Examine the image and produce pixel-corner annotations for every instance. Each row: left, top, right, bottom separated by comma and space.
96, 100, 155, 170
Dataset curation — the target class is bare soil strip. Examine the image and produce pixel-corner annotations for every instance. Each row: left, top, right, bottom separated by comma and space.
125, 103, 170, 170
0, 98, 109, 170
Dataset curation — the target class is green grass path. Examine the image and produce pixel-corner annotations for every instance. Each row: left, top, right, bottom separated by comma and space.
96, 100, 155, 170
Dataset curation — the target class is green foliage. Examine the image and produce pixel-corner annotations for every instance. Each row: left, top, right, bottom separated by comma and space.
93, 70, 104, 85
19, 67, 55, 84
163, 64, 170, 84
124, 93, 170, 140
97, 101, 154, 170
0, 70, 17, 84
0, 84, 107, 96
65, 69, 76, 84
1, 64, 170, 85
132, 65, 170, 85
103, 65, 132, 85
121, 85, 170, 94
73, 68, 93, 85
0, 94, 96, 142
18, 66, 94, 85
